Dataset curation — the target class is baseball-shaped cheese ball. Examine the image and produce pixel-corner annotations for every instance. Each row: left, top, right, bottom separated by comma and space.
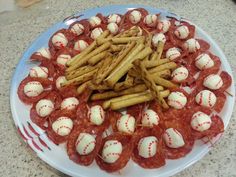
76, 133, 96, 155
89, 16, 102, 27
52, 33, 68, 48
143, 14, 158, 27
129, 10, 142, 24
35, 47, 51, 59
61, 97, 79, 110
24, 81, 44, 97
102, 140, 123, 163
107, 14, 121, 24
29, 66, 49, 78
91, 27, 103, 40
117, 114, 135, 134
152, 33, 166, 46
166, 47, 181, 60
191, 111, 212, 132
203, 74, 223, 90
183, 38, 200, 53
36, 99, 54, 117
168, 91, 187, 109
70, 23, 84, 36
171, 66, 189, 83
195, 90, 217, 108
52, 116, 73, 136
56, 76, 67, 89
195, 53, 214, 70
157, 19, 171, 33
57, 54, 72, 66
107, 22, 119, 34
74, 40, 89, 51
88, 105, 105, 125
163, 128, 185, 148
141, 109, 159, 127
137, 136, 158, 158
174, 25, 190, 39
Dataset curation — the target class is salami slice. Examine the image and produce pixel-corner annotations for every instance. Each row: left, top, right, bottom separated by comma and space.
127, 103, 146, 124
17, 76, 53, 104
58, 84, 78, 98
218, 71, 232, 93
47, 110, 76, 144
106, 110, 122, 132
95, 133, 133, 172
40, 59, 56, 78
67, 125, 103, 166
162, 119, 194, 159
68, 19, 91, 37
132, 127, 166, 168
213, 91, 226, 113
197, 39, 210, 52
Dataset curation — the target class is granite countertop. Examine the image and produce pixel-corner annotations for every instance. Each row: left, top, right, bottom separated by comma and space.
0, 0, 236, 176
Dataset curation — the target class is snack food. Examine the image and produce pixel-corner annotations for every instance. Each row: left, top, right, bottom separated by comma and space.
17, 7, 232, 173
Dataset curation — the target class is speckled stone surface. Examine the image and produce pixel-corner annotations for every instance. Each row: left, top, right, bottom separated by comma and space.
0, 0, 236, 177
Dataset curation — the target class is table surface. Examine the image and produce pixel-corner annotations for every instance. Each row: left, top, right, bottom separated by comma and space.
0, 0, 236, 177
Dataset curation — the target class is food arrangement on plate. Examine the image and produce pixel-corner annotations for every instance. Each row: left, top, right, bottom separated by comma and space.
17, 7, 232, 173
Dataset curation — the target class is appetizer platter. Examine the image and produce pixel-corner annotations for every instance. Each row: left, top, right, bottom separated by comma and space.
10, 5, 235, 177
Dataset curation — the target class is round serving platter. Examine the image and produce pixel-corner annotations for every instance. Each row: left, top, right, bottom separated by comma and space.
10, 4, 235, 177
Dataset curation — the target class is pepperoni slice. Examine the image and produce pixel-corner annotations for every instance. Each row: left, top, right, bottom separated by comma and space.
78, 88, 92, 103
17, 76, 53, 105
95, 133, 133, 172
197, 39, 210, 52
39, 59, 56, 78
67, 125, 103, 166
218, 71, 232, 93
132, 127, 166, 168
96, 13, 107, 24
30, 91, 62, 129
191, 114, 224, 140
127, 103, 146, 124
213, 91, 226, 113
68, 19, 91, 37
106, 110, 122, 132
162, 119, 194, 159
46, 110, 76, 144
59, 84, 78, 98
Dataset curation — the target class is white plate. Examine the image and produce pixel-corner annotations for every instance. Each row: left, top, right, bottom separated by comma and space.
10, 4, 235, 177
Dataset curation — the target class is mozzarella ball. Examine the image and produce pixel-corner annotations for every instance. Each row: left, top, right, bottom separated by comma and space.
91, 27, 103, 39
71, 23, 84, 36
142, 109, 159, 126
52, 116, 73, 136
174, 25, 190, 39
168, 91, 187, 109
166, 47, 181, 60
36, 99, 54, 117
57, 54, 72, 66
74, 40, 89, 51
52, 33, 68, 48
129, 10, 142, 24
61, 97, 79, 110
191, 111, 212, 132
76, 133, 96, 155
117, 114, 135, 134
163, 128, 185, 148
157, 19, 171, 33
24, 81, 44, 97
107, 22, 119, 34
195, 90, 217, 108
183, 38, 200, 53
36, 47, 51, 59
152, 33, 166, 46
88, 105, 105, 125
108, 14, 121, 24
143, 14, 158, 27
171, 66, 189, 83
56, 76, 67, 89
89, 16, 101, 27
195, 53, 214, 70
102, 140, 122, 163
138, 136, 158, 158
203, 74, 223, 90
29, 66, 48, 78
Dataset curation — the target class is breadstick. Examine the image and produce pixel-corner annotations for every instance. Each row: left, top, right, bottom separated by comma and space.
77, 81, 90, 95
153, 76, 178, 88
87, 51, 108, 65
144, 58, 170, 68
110, 45, 125, 52
151, 69, 171, 79
112, 36, 145, 44
66, 65, 97, 80
156, 41, 164, 61
148, 62, 178, 74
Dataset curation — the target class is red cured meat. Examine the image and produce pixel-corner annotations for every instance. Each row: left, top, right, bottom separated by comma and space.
67, 125, 103, 166
95, 133, 133, 172
162, 119, 194, 159
17, 77, 53, 105
218, 71, 232, 93
58, 84, 78, 98
197, 39, 210, 52
127, 103, 146, 124
39, 60, 56, 78
213, 91, 226, 113
68, 19, 91, 37
106, 110, 122, 133
132, 127, 166, 168
47, 110, 76, 144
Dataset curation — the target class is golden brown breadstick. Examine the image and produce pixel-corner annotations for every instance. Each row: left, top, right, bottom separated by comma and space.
148, 62, 178, 74
66, 65, 97, 80
156, 41, 164, 61
110, 45, 125, 52
88, 82, 111, 90
112, 36, 145, 44
153, 76, 178, 88
144, 58, 170, 68
77, 80, 90, 95
151, 69, 171, 79
87, 51, 108, 65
